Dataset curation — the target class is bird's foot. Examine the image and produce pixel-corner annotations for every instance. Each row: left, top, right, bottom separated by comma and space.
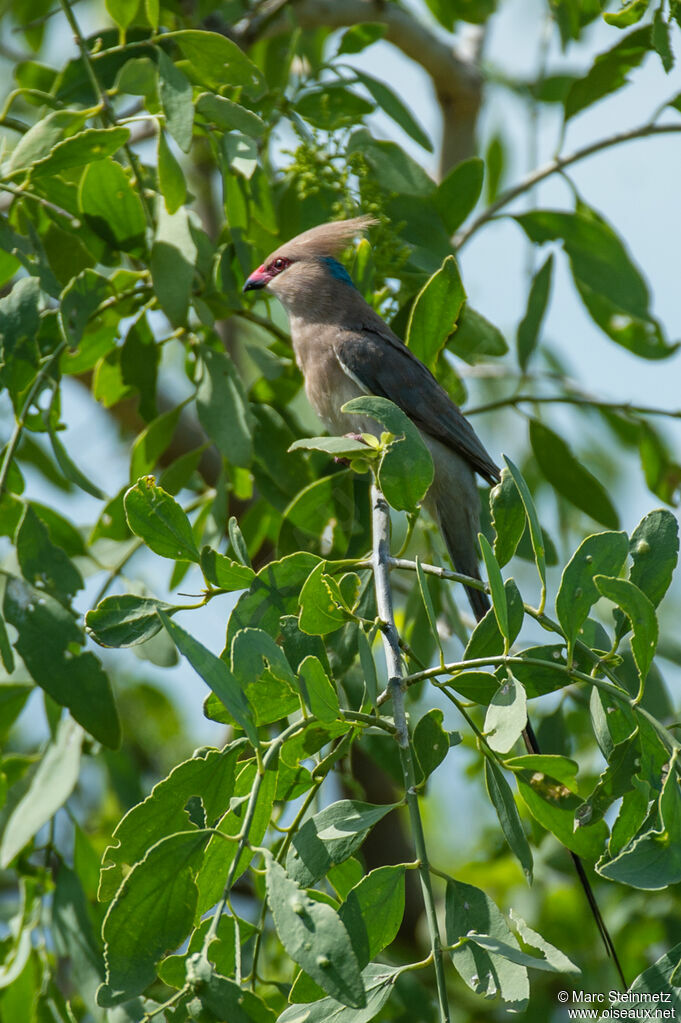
335, 432, 368, 465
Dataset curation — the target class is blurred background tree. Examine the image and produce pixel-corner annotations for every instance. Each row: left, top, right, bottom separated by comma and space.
1, 0, 681, 1020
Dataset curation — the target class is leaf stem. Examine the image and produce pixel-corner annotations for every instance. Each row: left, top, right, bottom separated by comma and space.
370, 483, 451, 1023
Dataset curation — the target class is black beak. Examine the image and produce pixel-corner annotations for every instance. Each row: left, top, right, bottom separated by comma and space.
243, 275, 268, 293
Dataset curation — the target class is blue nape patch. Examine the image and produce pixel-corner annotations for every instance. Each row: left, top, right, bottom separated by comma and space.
323, 256, 356, 288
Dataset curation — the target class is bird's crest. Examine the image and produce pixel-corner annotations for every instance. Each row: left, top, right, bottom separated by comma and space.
272, 215, 377, 261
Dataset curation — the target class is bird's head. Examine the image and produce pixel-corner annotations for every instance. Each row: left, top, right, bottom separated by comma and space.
243, 215, 376, 313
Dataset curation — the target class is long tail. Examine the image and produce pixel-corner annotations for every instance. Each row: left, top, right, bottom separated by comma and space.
439, 499, 627, 987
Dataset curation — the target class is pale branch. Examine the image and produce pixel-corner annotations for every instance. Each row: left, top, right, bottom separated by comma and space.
370, 484, 451, 1023
454, 122, 681, 248
466, 393, 681, 420
233, 0, 482, 174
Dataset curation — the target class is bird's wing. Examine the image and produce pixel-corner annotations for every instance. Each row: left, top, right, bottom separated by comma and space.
334, 325, 500, 484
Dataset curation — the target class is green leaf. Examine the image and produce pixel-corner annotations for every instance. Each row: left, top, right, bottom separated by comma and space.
222, 131, 258, 179
464, 577, 524, 660
98, 742, 244, 902
6, 109, 88, 174
3, 574, 120, 748
347, 129, 434, 197
289, 436, 371, 459
158, 610, 257, 745
227, 552, 320, 645
120, 314, 159, 421
265, 855, 366, 1008
130, 403, 184, 482
337, 23, 387, 55
465, 932, 577, 974
351, 69, 432, 151
299, 562, 352, 637
0, 276, 40, 363
515, 765, 609, 859
652, 8, 674, 72
0, 716, 82, 867
196, 93, 266, 137
231, 626, 296, 687
445, 879, 529, 1011
20, 127, 130, 180
16, 505, 83, 602
604, 0, 650, 27
58, 267, 111, 348
228, 515, 251, 567
124, 476, 199, 562
339, 865, 405, 967
509, 911, 579, 974
406, 254, 466, 368
529, 419, 619, 528
555, 531, 629, 659
97, 830, 210, 1006
161, 31, 267, 97
79, 158, 146, 253
479, 533, 509, 646
612, 942, 681, 1014
447, 670, 500, 704
595, 575, 658, 687
200, 547, 255, 590
195, 758, 277, 916
196, 346, 253, 467
286, 800, 396, 888
505, 754, 580, 790
435, 157, 484, 235
298, 655, 340, 723
106, 0, 140, 31
187, 971, 276, 1023
596, 750, 681, 889
515, 208, 649, 321
49, 423, 106, 499
627, 509, 679, 609
150, 201, 197, 326
85, 594, 173, 648
342, 396, 434, 513
413, 707, 450, 782
280, 963, 399, 1023
357, 628, 378, 706
52, 863, 104, 1008
503, 455, 546, 596
564, 27, 652, 119
574, 731, 641, 829
448, 304, 508, 361
517, 254, 553, 370
484, 757, 533, 882
484, 675, 527, 754
157, 130, 186, 213
491, 467, 526, 568
415, 555, 444, 662
157, 48, 194, 153
295, 84, 373, 130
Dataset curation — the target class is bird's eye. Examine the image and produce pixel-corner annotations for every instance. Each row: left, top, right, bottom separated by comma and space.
273, 258, 287, 270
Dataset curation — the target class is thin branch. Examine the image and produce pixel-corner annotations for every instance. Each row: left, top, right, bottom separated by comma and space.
466, 393, 681, 419
370, 484, 451, 1023
454, 122, 681, 249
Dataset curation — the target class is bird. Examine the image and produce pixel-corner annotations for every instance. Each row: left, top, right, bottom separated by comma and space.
243, 219, 627, 978
243, 215, 500, 622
